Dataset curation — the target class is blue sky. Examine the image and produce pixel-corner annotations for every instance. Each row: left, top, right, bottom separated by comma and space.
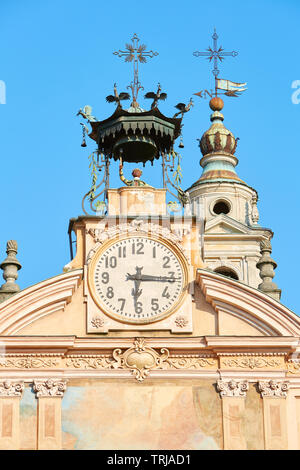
0, 0, 299, 313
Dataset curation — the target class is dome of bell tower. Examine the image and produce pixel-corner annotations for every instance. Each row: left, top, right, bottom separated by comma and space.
199, 98, 237, 157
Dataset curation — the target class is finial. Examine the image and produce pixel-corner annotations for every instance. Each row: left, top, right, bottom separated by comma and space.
0, 240, 22, 303
113, 34, 159, 103
256, 239, 281, 301
209, 97, 224, 111
132, 168, 142, 178
193, 30, 246, 102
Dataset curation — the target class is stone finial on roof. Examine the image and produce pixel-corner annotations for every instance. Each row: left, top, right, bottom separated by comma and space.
256, 239, 281, 301
0, 240, 22, 303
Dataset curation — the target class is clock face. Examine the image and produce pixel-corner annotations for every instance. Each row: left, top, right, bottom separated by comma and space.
88, 235, 187, 324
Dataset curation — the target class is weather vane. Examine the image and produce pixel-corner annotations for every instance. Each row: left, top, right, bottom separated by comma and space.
113, 33, 159, 104
193, 29, 247, 99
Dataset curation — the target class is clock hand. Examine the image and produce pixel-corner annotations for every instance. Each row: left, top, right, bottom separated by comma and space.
127, 267, 143, 298
132, 281, 142, 299
135, 274, 181, 282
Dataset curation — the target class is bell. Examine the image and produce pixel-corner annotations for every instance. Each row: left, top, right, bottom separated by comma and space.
81, 138, 87, 148
113, 135, 157, 163
179, 138, 184, 149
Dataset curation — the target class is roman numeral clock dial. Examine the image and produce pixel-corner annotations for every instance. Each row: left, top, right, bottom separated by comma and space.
88, 236, 188, 324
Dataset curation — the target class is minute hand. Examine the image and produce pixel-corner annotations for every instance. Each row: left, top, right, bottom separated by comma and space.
137, 274, 181, 282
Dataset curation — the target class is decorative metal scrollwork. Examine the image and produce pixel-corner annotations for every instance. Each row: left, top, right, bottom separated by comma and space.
82, 151, 110, 216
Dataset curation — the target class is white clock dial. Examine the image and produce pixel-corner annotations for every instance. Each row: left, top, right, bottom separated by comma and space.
89, 236, 186, 324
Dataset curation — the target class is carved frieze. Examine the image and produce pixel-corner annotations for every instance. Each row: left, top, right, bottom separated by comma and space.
86, 220, 190, 264
33, 379, 67, 397
220, 355, 283, 370
217, 379, 249, 397
0, 381, 24, 397
163, 356, 216, 370
66, 355, 115, 370
0, 355, 60, 369
66, 351, 217, 375
258, 380, 289, 398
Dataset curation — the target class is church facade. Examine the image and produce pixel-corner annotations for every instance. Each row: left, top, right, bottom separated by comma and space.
0, 40, 299, 450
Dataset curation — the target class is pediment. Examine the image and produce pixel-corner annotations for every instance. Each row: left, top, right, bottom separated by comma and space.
0, 266, 299, 340
196, 269, 300, 337
0, 270, 82, 335
205, 215, 254, 235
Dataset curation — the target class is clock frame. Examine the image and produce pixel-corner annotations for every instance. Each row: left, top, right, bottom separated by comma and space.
87, 234, 189, 325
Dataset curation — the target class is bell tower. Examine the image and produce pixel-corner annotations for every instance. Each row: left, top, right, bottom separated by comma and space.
67, 34, 202, 334
188, 31, 281, 299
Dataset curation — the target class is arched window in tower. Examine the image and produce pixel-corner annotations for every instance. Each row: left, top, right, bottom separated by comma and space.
214, 266, 239, 280
213, 200, 231, 215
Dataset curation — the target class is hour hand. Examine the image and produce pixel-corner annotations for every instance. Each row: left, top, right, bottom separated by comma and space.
131, 282, 142, 299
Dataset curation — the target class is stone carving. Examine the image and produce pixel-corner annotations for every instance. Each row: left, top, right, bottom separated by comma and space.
217, 379, 249, 397
112, 338, 169, 382
33, 379, 67, 397
258, 380, 289, 398
66, 353, 216, 372
66, 355, 115, 369
287, 360, 300, 374
164, 356, 216, 369
256, 239, 281, 300
86, 220, 190, 264
251, 194, 259, 225
221, 356, 282, 369
174, 316, 188, 328
0, 380, 24, 397
90, 316, 105, 328
0, 355, 59, 369
0, 240, 22, 303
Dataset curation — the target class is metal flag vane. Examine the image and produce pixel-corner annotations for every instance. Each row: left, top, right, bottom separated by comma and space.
193, 29, 246, 99
113, 33, 159, 103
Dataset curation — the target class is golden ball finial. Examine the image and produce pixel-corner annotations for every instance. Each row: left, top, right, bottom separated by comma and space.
209, 97, 224, 111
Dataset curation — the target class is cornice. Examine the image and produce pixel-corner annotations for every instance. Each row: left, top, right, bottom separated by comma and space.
0, 270, 82, 335
197, 269, 300, 337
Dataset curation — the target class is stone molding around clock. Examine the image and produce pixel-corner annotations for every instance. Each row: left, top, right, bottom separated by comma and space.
85, 220, 191, 264
32, 379, 68, 398
217, 379, 249, 397
0, 380, 24, 397
258, 380, 289, 398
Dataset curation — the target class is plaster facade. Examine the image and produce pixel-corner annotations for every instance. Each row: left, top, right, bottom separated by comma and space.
0, 185, 299, 450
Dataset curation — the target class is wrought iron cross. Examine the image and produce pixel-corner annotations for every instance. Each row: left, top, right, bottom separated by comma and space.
113, 34, 158, 102
193, 29, 238, 96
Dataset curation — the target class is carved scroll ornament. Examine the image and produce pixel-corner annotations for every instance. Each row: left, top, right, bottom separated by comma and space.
112, 338, 169, 382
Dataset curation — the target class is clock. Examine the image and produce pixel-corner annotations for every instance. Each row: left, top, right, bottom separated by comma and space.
88, 235, 188, 324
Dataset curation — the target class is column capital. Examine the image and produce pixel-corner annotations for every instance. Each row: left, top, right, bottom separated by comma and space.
33, 379, 67, 398
258, 380, 289, 398
0, 380, 24, 397
217, 379, 249, 398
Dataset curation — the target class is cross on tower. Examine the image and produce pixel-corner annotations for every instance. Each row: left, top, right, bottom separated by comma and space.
193, 29, 238, 96
113, 34, 159, 103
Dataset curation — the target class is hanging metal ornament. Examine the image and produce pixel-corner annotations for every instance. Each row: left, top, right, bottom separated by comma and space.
179, 136, 184, 148
80, 123, 87, 147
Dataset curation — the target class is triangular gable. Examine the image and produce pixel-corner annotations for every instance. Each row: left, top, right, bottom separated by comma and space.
205, 214, 255, 235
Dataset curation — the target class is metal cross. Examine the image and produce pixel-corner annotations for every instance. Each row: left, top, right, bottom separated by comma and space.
113, 34, 158, 102
193, 29, 238, 95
